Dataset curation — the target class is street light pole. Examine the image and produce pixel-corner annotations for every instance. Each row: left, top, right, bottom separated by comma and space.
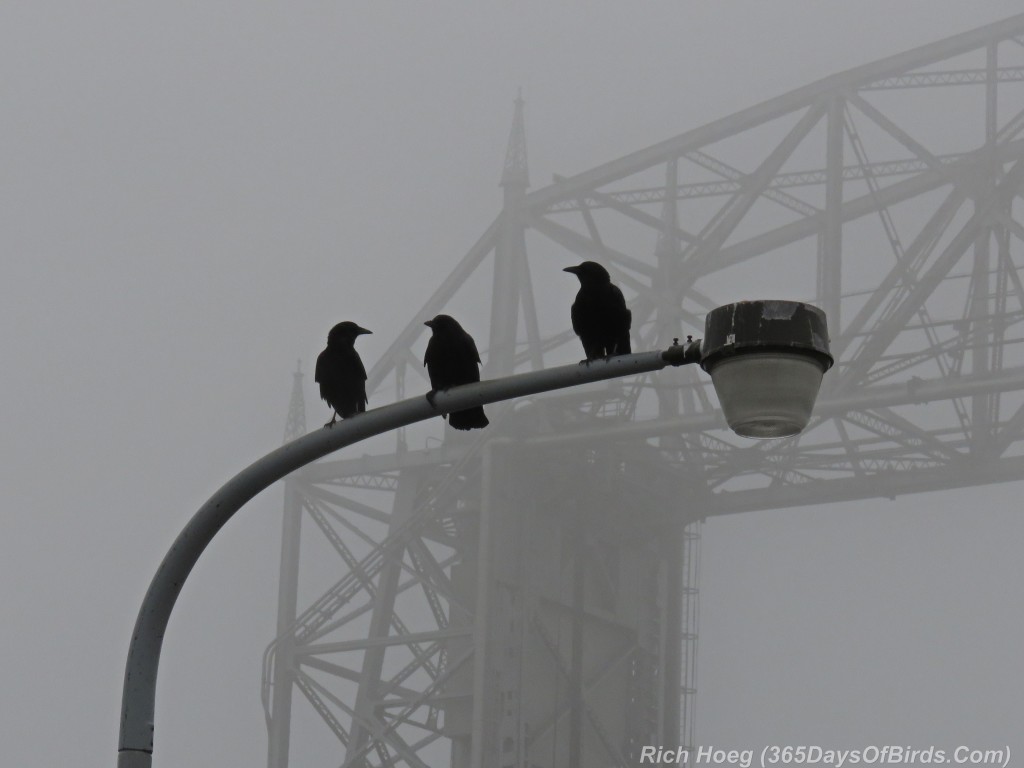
117, 298, 834, 768
117, 343, 702, 768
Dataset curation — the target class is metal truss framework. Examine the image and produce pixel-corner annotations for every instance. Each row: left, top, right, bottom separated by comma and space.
264, 14, 1024, 768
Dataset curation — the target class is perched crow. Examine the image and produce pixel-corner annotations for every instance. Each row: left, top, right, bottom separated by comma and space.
563, 261, 632, 361
423, 314, 489, 430
315, 321, 372, 427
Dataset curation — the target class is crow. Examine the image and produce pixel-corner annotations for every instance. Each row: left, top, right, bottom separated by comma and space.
563, 261, 632, 361
423, 314, 489, 430
315, 321, 372, 427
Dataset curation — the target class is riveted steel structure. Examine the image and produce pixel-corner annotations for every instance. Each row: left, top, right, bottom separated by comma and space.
264, 15, 1024, 767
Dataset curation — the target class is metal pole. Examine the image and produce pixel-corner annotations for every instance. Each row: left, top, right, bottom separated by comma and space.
266, 478, 302, 768
468, 441, 500, 768
568, 513, 585, 768
117, 343, 701, 768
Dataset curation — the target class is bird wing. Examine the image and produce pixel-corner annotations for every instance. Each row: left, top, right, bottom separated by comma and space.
349, 348, 368, 381
610, 284, 631, 327
463, 329, 482, 365
423, 336, 442, 390
349, 349, 369, 409
315, 349, 327, 383
570, 293, 584, 337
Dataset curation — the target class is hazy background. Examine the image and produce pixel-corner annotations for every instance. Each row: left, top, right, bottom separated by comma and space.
2, 3, 1022, 765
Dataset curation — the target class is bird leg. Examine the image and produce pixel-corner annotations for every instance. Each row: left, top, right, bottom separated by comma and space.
323, 411, 339, 428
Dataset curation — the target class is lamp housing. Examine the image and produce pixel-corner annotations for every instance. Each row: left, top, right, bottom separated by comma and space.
700, 300, 834, 438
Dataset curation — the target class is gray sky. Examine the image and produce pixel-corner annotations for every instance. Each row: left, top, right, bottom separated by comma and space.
2, 3, 1023, 766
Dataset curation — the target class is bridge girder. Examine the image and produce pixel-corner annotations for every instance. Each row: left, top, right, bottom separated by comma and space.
265, 14, 1024, 767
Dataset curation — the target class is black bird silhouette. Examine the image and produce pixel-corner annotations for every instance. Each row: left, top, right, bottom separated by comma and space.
423, 314, 489, 430
315, 321, 372, 427
563, 261, 632, 361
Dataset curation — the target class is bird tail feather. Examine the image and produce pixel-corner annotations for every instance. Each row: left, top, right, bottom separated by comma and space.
448, 406, 489, 430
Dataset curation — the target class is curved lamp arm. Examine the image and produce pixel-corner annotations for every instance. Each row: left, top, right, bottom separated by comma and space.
117, 342, 701, 768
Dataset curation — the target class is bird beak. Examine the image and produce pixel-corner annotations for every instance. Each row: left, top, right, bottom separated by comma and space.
563, 266, 579, 275
357, 327, 372, 335
423, 320, 434, 329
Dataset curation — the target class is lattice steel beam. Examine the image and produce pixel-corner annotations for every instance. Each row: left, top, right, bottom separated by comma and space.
265, 13, 1024, 768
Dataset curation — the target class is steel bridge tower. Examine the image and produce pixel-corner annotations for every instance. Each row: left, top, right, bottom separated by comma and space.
264, 14, 1024, 767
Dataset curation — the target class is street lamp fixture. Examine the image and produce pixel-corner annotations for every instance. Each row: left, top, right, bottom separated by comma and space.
700, 300, 834, 438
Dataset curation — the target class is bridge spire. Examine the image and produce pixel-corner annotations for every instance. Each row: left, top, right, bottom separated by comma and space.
500, 89, 529, 194
487, 92, 535, 376
282, 359, 307, 444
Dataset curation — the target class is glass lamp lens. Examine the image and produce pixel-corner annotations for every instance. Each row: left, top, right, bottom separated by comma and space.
708, 352, 826, 438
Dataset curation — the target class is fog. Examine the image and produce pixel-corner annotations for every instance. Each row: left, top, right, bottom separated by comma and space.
2, 3, 1023, 766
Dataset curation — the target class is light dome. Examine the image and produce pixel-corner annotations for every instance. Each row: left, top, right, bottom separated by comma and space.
700, 301, 834, 439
